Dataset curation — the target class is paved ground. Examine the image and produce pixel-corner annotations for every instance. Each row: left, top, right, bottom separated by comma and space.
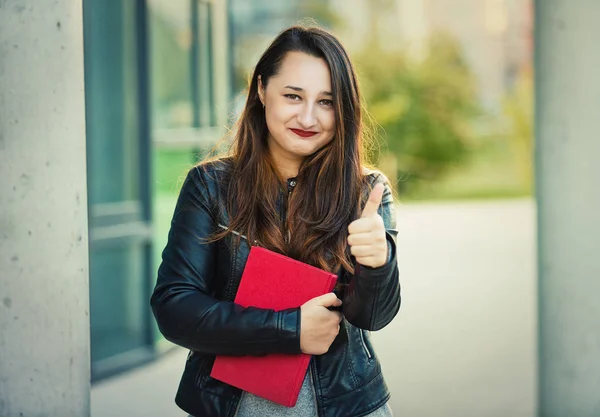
375, 198, 537, 417
92, 199, 537, 417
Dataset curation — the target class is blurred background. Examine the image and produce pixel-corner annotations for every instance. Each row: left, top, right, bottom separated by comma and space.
83, 0, 536, 416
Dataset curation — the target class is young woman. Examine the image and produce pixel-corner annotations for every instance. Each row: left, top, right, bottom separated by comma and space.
151, 25, 401, 417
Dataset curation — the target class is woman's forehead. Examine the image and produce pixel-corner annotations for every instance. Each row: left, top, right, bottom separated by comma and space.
270, 51, 331, 92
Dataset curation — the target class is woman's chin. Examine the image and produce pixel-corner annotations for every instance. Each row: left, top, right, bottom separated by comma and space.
289, 146, 321, 158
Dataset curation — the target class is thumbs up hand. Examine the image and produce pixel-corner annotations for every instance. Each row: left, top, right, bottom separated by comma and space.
347, 183, 388, 268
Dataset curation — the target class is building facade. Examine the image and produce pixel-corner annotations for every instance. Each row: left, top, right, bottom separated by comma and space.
83, 0, 317, 382
83, 0, 230, 381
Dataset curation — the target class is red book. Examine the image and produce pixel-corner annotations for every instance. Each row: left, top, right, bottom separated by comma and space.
210, 246, 337, 407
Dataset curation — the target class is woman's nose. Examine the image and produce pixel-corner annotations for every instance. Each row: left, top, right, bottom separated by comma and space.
297, 104, 317, 129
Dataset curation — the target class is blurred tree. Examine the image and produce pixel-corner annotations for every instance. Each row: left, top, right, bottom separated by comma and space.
502, 68, 533, 192
297, 0, 345, 29
355, 33, 480, 193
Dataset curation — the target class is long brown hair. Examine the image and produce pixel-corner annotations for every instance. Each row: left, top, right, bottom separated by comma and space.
209, 25, 369, 274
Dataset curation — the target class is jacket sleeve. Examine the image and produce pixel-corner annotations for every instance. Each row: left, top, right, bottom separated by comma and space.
150, 166, 301, 356
342, 174, 401, 331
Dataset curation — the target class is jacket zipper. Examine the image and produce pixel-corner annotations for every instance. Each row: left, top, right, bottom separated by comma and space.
284, 179, 297, 243
359, 329, 372, 360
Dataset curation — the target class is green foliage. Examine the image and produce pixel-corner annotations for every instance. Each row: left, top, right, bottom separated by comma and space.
502, 68, 534, 192
355, 33, 480, 193
153, 149, 196, 195
297, 1, 345, 29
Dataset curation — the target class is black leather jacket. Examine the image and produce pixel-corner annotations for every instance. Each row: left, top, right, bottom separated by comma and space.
150, 159, 401, 417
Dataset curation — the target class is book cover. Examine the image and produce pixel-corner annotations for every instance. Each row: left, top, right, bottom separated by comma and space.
210, 246, 337, 407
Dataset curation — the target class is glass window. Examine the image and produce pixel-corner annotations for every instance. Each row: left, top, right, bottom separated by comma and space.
85, 0, 140, 205
90, 244, 145, 362
196, 1, 215, 127
149, 0, 194, 129
84, 0, 153, 379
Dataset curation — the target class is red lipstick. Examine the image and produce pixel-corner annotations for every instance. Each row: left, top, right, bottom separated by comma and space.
290, 128, 318, 138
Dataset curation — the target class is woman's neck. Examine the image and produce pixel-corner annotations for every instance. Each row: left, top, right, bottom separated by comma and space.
274, 161, 300, 180
268, 144, 302, 179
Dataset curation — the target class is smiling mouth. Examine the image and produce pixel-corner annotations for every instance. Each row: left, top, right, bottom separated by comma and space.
290, 128, 318, 138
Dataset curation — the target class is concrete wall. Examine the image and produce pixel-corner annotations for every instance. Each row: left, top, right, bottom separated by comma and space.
0, 1, 90, 416
535, 1, 600, 416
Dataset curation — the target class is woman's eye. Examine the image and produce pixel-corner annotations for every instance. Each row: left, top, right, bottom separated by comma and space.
320, 99, 333, 107
284, 94, 301, 101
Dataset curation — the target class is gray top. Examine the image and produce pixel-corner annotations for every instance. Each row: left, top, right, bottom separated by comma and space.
233, 367, 393, 417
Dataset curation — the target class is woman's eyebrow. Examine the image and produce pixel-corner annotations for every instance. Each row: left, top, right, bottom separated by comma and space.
284, 85, 332, 97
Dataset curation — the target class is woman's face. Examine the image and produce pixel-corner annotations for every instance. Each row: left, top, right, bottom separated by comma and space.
259, 51, 336, 170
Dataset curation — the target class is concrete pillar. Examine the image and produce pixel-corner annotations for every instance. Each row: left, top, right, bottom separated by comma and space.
0, 1, 90, 416
535, 1, 600, 416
